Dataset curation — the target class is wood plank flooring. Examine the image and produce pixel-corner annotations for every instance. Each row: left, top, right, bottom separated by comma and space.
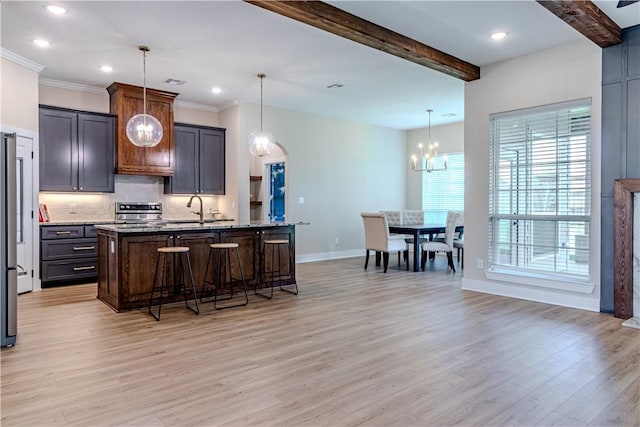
1, 257, 639, 426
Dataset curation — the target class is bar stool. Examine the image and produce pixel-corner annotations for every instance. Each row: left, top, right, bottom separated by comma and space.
201, 242, 248, 310
256, 239, 298, 299
148, 246, 199, 321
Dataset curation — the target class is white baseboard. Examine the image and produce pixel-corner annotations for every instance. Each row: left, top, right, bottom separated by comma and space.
297, 249, 362, 263
461, 277, 600, 312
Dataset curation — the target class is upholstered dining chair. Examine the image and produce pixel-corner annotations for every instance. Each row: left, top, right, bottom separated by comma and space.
402, 210, 424, 225
421, 211, 461, 272
361, 212, 409, 273
380, 210, 402, 226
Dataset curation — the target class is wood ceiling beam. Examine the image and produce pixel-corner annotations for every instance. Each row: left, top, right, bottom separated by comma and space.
244, 0, 480, 82
536, 0, 622, 47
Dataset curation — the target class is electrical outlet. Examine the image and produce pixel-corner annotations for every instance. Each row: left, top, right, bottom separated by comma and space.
334, 237, 339, 245
298, 197, 305, 205
476, 259, 484, 269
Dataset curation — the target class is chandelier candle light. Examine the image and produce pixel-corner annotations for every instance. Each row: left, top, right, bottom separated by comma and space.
248, 73, 276, 157
126, 46, 163, 148
411, 109, 447, 173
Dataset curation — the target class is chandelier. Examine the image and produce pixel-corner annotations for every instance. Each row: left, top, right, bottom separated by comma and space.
248, 73, 276, 157
126, 46, 163, 147
411, 109, 447, 173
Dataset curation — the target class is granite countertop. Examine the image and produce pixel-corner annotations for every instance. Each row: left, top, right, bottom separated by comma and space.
41, 218, 235, 226
94, 221, 292, 233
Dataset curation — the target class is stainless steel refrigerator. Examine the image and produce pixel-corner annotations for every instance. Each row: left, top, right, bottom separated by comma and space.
1, 132, 18, 347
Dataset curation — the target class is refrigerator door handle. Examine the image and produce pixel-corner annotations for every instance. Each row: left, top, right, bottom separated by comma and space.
16, 264, 27, 277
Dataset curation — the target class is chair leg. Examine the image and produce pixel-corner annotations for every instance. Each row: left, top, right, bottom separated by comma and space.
447, 252, 456, 273
383, 252, 390, 273
364, 250, 370, 270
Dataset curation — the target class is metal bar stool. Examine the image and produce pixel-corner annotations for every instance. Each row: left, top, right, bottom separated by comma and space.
148, 246, 199, 321
256, 239, 298, 299
201, 242, 248, 310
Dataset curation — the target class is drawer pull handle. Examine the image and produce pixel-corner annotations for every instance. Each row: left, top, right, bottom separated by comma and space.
55, 231, 72, 235
73, 266, 96, 271
73, 246, 95, 251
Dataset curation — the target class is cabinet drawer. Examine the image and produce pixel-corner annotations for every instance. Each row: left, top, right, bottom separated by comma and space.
41, 238, 97, 261
41, 225, 85, 239
41, 259, 97, 282
84, 225, 97, 238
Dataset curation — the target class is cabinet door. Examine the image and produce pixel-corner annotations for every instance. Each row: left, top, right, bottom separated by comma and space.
78, 113, 115, 192
199, 128, 225, 194
39, 109, 78, 191
175, 232, 216, 289
166, 126, 199, 194
110, 83, 176, 176
219, 229, 260, 285
121, 233, 173, 304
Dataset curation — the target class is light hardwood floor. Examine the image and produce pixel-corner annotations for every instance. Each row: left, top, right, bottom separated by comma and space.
1, 257, 639, 426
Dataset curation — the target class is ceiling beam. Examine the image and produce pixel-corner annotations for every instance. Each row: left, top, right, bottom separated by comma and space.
244, 0, 480, 82
536, 0, 622, 47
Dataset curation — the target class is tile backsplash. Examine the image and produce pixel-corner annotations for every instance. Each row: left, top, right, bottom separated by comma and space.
39, 175, 224, 222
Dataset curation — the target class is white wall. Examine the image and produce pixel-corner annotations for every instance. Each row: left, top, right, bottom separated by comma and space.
406, 121, 464, 209
236, 103, 407, 261
1, 57, 39, 130
463, 39, 602, 311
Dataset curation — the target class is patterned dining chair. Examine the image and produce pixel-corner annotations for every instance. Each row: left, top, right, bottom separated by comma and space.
420, 211, 461, 272
361, 212, 409, 273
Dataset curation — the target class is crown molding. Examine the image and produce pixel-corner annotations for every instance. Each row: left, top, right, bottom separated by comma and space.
39, 78, 106, 95
0, 48, 45, 73
174, 100, 218, 113
218, 101, 240, 112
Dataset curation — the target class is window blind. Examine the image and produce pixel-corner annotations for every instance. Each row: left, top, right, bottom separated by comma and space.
488, 99, 591, 279
421, 152, 464, 224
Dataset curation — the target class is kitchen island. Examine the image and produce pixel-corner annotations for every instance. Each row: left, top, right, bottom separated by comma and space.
95, 222, 295, 312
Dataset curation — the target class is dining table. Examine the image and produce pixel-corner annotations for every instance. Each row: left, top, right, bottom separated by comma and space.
388, 223, 464, 272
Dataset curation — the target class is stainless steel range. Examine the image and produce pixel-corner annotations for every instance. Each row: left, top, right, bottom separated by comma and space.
115, 202, 164, 224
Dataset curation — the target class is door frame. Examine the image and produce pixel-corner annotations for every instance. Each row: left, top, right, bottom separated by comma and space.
1, 125, 40, 292
261, 155, 287, 223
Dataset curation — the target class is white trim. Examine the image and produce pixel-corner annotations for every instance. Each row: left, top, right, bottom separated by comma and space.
0, 48, 45, 73
39, 78, 104, 94
174, 100, 218, 113
461, 277, 599, 312
485, 267, 595, 293
296, 249, 362, 263
1, 125, 41, 292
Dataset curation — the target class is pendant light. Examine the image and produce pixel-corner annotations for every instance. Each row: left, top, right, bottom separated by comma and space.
248, 73, 276, 157
126, 46, 163, 148
411, 109, 447, 173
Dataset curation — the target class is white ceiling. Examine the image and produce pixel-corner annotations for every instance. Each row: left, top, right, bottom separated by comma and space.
1, 1, 638, 130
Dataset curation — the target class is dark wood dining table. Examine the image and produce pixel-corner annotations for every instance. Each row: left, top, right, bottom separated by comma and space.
388, 224, 464, 272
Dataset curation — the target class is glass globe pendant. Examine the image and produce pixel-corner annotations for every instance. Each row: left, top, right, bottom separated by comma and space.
127, 46, 163, 148
126, 113, 163, 148
248, 74, 276, 157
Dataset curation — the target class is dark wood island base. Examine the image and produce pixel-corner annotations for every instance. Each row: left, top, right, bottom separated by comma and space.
96, 223, 295, 312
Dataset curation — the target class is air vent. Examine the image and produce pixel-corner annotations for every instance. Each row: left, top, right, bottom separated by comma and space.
326, 83, 344, 89
165, 78, 186, 85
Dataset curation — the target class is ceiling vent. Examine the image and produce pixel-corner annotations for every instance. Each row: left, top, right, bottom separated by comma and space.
326, 83, 344, 89
165, 78, 186, 86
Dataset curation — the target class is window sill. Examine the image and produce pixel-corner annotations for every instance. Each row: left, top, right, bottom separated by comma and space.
485, 268, 595, 294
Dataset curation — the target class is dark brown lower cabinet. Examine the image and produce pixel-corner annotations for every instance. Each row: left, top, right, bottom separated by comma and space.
97, 225, 295, 312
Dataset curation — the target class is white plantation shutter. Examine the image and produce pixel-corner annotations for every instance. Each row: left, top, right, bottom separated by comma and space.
488, 99, 591, 279
421, 152, 464, 224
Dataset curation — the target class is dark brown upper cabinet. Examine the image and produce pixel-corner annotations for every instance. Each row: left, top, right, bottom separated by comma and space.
107, 82, 178, 177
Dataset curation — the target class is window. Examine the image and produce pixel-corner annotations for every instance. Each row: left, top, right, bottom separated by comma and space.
421, 152, 464, 224
488, 99, 591, 281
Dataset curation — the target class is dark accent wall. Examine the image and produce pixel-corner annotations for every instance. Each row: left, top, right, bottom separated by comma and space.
601, 24, 640, 313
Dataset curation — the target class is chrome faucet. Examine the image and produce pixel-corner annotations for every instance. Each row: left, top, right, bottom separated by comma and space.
187, 195, 204, 224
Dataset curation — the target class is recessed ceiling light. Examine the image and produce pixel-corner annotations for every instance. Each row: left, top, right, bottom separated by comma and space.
491, 32, 508, 41
99, 65, 113, 73
46, 5, 66, 15
33, 39, 50, 48
210, 87, 222, 94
